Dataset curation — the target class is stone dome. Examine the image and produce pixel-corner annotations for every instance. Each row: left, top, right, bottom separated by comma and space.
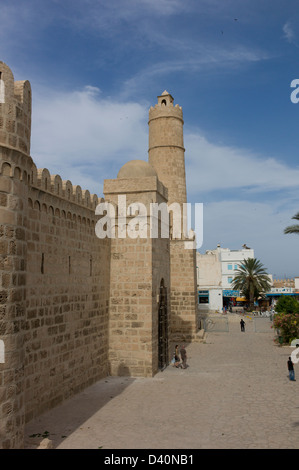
117, 160, 157, 179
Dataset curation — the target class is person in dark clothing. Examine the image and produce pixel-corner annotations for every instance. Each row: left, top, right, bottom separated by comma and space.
174, 344, 180, 368
180, 344, 187, 369
288, 357, 296, 381
240, 319, 245, 332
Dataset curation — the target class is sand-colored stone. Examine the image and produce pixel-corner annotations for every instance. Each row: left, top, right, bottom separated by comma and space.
0, 63, 199, 448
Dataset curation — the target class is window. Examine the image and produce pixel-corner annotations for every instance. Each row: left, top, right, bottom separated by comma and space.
228, 264, 232, 270
234, 264, 238, 270
198, 290, 209, 304
228, 277, 233, 284
41, 253, 44, 274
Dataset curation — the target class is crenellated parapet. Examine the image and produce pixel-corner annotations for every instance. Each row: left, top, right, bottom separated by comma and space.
0, 62, 32, 156
0, 63, 105, 449
148, 90, 183, 123
0, 158, 100, 211
32, 166, 100, 210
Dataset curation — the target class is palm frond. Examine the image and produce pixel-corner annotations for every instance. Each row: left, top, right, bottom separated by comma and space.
284, 224, 299, 234
231, 258, 271, 307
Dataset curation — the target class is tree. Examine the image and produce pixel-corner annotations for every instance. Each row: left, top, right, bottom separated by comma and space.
231, 258, 272, 310
273, 296, 299, 344
273, 313, 299, 344
275, 295, 299, 314
284, 211, 299, 235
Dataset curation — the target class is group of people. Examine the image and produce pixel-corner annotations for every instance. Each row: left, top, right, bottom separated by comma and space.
172, 344, 188, 369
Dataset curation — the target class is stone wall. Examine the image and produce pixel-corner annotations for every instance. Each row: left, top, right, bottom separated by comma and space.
0, 146, 32, 449
104, 175, 170, 377
0, 61, 31, 156
0, 63, 199, 448
272, 278, 295, 288
24, 165, 110, 422
0, 149, 111, 447
170, 240, 198, 342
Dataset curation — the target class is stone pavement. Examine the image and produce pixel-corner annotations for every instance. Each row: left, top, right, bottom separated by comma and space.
24, 314, 299, 449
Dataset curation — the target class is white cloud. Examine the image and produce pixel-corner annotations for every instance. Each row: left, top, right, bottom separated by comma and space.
120, 44, 269, 99
185, 131, 299, 277
185, 131, 299, 194
283, 21, 298, 46
31, 85, 149, 195
199, 199, 299, 277
29, 84, 299, 277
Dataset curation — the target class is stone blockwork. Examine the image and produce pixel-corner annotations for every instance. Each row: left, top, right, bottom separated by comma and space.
25, 177, 110, 423
148, 91, 198, 341
0, 146, 32, 449
104, 173, 170, 377
0, 62, 31, 155
170, 240, 198, 342
148, 91, 187, 209
0, 149, 111, 447
0, 63, 199, 449
0, 62, 111, 448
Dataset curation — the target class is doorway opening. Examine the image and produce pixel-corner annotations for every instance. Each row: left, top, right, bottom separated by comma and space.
158, 279, 168, 370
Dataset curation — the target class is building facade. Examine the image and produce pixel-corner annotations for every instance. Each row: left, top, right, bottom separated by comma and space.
0, 64, 199, 448
197, 244, 255, 312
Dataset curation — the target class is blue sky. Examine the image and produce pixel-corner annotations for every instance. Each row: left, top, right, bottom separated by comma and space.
1, 0, 299, 278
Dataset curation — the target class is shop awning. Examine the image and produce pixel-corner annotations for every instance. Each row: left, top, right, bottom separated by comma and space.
266, 293, 298, 296
223, 290, 239, 297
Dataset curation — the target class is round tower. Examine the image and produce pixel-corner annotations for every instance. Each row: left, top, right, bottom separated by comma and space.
0, 61, 32, 156
148, 91, 187, 208
0, 62, 32, 448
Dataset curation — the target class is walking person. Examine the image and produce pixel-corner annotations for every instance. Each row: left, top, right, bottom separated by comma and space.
240, 318, 246, 332
288, 357, 296, 381
174, 344, 180, 368
180, 344, 187, 369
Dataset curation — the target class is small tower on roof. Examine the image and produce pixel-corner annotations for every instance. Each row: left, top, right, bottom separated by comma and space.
148, 90, 187, 209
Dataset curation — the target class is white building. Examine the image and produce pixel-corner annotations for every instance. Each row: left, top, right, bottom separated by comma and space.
197, 244, 255, 313
218, 244, 254, 289
197, 250, 222, 312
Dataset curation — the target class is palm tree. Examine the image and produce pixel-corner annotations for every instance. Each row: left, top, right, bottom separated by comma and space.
232, 258, 272, 311
284, 212, 299, 235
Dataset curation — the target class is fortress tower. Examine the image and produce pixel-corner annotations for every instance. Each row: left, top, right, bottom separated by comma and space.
103, 160, 170, 377
0, 62, 33, 448
148, 91, 198, 342
0, 63, 201, 448
148, 91, 187, 209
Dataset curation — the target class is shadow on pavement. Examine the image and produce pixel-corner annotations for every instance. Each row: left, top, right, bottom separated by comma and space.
24, 375, 135, 448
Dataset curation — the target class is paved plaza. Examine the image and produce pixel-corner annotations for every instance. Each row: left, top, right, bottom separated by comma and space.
25, 314, 299, 449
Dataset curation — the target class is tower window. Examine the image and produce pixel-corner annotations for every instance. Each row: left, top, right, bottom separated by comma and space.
41, 253, 44, 274
161, 99, 167, 106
